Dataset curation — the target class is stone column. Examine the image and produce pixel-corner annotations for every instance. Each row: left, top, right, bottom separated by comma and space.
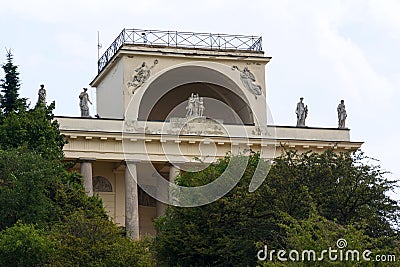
125, 161, 140, 239
169, 164, 180, 184
156, 176, 167, 217
79, 158, 95, 197
169, 164, 180, 206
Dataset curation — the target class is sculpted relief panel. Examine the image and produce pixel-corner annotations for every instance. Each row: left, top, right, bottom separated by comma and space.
127, 59, 158, 94
232, 65, 262, 99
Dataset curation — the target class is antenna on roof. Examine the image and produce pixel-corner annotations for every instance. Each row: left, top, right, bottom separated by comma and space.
97, 31, 102, 62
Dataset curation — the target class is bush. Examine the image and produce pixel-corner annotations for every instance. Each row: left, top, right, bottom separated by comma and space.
0, 222, 54, 267
49, 210, 156, 266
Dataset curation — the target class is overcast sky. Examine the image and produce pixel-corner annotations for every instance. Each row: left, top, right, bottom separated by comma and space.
0, 0, 399, 199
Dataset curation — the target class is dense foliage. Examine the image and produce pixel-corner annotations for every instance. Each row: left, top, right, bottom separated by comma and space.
0, 222, 54, 267
0, 148, 105, 231
0, 102, 65, 160
155, 150, 400, 266
49, 211, 155, 266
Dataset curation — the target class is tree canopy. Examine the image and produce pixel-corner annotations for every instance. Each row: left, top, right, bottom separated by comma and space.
155, 150, 400, 266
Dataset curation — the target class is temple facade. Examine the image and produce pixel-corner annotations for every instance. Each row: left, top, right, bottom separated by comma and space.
56, 29, 362, 239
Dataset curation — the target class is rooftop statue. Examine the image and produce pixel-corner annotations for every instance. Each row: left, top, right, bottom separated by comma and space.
337, 100, 347, 129
37, 84, 46, 104
295, 97, 308, 127
79, 88, 92, 117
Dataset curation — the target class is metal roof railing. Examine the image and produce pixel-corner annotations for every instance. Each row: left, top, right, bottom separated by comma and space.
97, 29, 263, 73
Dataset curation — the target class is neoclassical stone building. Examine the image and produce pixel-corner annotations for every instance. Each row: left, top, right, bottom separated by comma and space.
56, 29, 362, 239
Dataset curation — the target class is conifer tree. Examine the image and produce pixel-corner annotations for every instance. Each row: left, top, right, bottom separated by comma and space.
0, 50, 26, 115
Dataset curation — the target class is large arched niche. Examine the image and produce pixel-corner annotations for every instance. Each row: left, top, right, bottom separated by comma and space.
137, 65, 254, 125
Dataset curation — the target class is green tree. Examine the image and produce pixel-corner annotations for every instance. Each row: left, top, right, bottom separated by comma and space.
260, 210, 399, 266
155, 154, 281, 266
0, 50, 26, 115
49, 210, 156, 266
0, 102, 65, 160
154, 150, 399, 266
0, 148, 105, 231
267, 149, 399, 237
0, 147, 154, 266
0, 149, 55, 229
0, 222, 54, 267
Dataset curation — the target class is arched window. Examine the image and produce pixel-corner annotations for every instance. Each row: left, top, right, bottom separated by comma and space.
93, 176, 113, 192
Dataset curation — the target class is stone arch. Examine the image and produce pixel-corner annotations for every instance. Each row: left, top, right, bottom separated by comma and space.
131, 63, 258, 125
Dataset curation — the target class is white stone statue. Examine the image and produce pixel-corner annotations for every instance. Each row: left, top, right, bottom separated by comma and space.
186, 93, 205, 118
295, 97, 308, 127
198, 97, 204, 117
79, 88, 92, 117
186, 93, 195, 117
127, 59, 158, 93
232, 65, 262, 98
37, 84, 46, 104
337, 99, 347, 128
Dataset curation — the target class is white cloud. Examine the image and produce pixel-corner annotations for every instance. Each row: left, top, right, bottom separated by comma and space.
314, 7, 395, 112
367, 0, 400, 40
2, 0, 157, 25
54, 32, 93, 61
